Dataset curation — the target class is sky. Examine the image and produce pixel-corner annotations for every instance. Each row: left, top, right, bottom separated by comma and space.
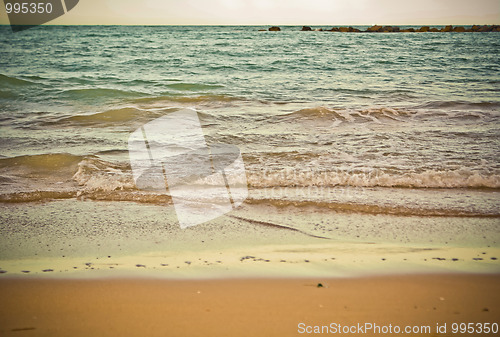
1, 0, 499, 26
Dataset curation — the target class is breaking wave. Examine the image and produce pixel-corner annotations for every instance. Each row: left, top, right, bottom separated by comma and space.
278, 105, 498, 125
246, 168, 500, 189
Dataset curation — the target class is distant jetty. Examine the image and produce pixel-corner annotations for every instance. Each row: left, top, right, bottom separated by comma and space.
264, 25, 500, 32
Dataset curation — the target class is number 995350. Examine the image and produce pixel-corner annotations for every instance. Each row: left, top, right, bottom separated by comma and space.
451, 322, 499, 334
5, 2, 53, 14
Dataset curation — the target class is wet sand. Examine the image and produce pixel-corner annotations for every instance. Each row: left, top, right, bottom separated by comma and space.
0, 274, 498, 337
1, 199, 499, 278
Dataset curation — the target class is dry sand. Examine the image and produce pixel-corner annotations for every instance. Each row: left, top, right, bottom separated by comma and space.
0, 274, 498, 337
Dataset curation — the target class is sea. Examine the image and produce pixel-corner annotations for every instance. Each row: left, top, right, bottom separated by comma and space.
0, 25, 499, 276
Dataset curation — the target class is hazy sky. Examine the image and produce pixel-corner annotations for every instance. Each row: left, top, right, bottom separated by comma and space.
1, 0, 499, 25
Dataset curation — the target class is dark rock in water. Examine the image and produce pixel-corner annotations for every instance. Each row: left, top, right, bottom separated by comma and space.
337, 26, 360, 33
475, 24, 498, 32
380, 26, 399, 32
258, 29, 266, 31
317, 283, 323, 288
442, 25, 453, 32
0, 270, 6, 274
417, 26, 430, 32
42, 269, 53, 272
135, 264, 146, 268
262, 24, 496, 34
366, 25, 382, 32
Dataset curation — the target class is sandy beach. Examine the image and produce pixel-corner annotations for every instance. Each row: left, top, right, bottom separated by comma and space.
0, 274, 498, 337
1, 200, 498, 336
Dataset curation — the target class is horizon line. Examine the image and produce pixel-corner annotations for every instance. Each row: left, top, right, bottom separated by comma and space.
1, 23, 499, 27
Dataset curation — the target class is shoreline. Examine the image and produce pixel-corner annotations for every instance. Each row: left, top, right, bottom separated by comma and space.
1, 273, 498, 336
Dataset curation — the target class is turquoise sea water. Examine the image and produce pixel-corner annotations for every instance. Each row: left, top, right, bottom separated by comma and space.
0, 25, 499, 215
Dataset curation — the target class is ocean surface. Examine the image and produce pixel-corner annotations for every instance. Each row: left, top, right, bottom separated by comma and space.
0, 25, 499, 218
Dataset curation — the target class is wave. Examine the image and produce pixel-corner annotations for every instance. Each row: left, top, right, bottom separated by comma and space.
72, 157, 135, 192
280, 106, 414, 123
0, 151, 498, 217
166, 83, 224, 91
284, 106, 345, 119
414, 100, 500, 110
0, 153, 84, 171
1, 154, 498, 192
246, 168, 500, 189
0, 155, 171, 203
0, 164, 497, 219
0, 74, 35, 88
244, 197, 499, 218
0, 90, 17, 99
1, 188, 496, 218
0, 191, 77, 203
277, 104, 498, 125
131, 94, 243, 105
61, 88, 146, 100
48, 107, 174, 127
1, 188, 496, 219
